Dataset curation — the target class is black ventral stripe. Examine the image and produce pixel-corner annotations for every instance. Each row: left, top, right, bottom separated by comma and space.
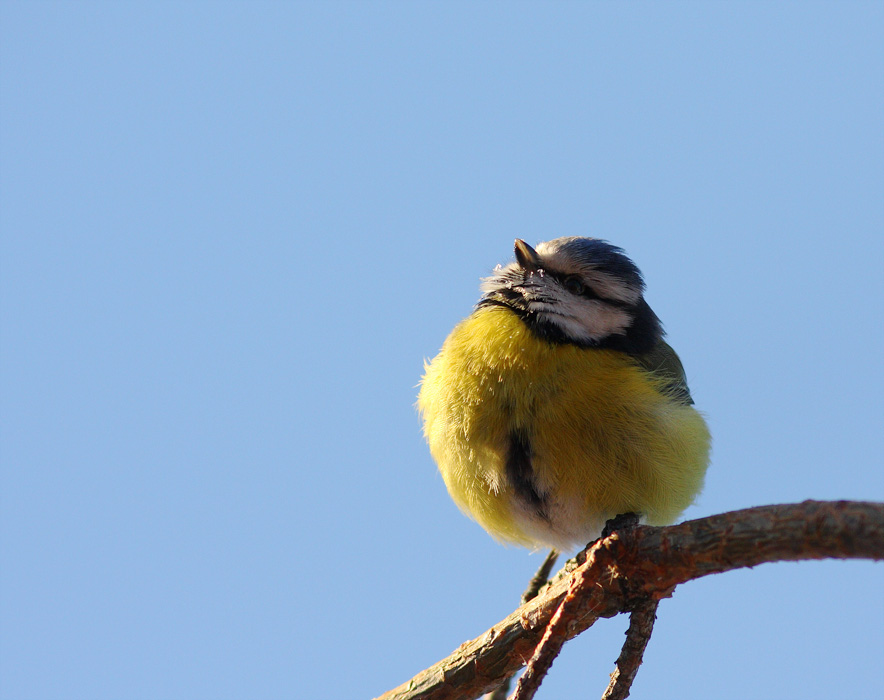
506, 429, 548, 520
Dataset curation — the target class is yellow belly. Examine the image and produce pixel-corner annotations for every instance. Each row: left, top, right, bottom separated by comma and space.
418, 306, 711, 550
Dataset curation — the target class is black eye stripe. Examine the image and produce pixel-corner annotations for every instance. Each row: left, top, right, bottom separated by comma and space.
552, 271, 593, 297
547, 270, 631, 308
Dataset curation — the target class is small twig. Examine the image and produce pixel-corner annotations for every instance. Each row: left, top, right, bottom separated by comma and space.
484, 550, 560, 700
521, 549, 560, 605
601, 598, 660, 700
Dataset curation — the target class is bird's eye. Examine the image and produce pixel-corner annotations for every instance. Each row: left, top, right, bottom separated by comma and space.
563, 276, 584, 296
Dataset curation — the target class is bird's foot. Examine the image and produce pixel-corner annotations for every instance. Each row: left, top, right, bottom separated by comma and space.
601, 511, 640, 538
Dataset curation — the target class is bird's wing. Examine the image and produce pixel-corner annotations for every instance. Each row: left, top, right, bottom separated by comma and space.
634, 339, 694, 405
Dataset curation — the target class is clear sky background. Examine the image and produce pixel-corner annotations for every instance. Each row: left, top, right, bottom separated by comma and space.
2, 2, 883, 699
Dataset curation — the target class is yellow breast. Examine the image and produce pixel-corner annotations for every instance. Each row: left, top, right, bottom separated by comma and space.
418, 306, 711, 550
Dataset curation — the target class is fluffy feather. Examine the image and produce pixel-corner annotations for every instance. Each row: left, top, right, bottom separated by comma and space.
419, 306, 710, 550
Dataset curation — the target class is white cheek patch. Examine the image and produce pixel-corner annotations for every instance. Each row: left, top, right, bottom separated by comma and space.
585, 301, 632, 337
526, 291, 632, 344
582, 269, 641, 304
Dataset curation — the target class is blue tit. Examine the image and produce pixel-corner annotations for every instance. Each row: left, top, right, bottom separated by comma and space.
418, 237, 711, 551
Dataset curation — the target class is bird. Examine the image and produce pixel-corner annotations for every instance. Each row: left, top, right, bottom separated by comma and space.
417, 237, 711, 552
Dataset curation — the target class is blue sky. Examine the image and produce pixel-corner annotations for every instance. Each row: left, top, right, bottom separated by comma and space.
1, 2, 882, 699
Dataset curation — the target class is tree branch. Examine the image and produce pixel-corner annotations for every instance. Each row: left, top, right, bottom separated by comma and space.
374, 500, 884, 700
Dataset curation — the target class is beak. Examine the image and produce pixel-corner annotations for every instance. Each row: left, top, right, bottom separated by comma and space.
514, 239, 542, 272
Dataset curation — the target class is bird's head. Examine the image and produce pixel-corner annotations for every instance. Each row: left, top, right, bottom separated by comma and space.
479, 237, 662, 354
